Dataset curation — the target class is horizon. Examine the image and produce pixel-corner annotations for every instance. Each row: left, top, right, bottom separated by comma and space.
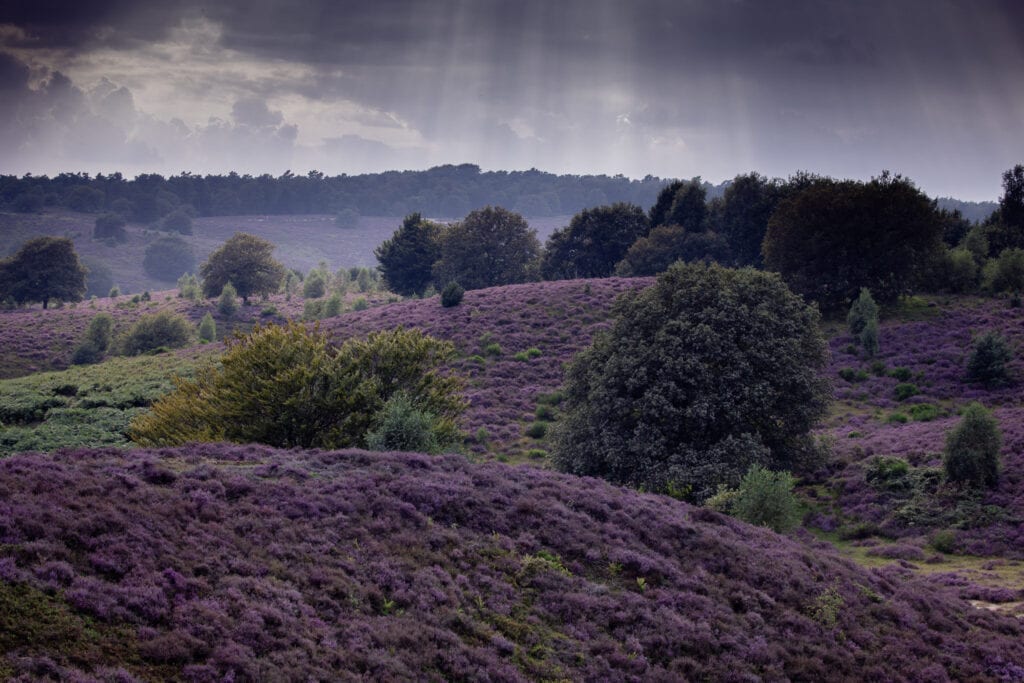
2, 1, 1023, 202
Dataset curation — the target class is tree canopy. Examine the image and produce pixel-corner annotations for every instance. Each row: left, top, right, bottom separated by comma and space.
763, 173, 944, 312
199, 232, 286, 303
0, 237, 87, 309
375, 213, 445, 296
432, 206, 540, 290
540, 203, 649, 280
551, 262, 831, 500
143, 235, 195, 282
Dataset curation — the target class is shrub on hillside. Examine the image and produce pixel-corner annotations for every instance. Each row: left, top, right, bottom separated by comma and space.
197, 313, 216, 343
860, 318, 880, 358
120, 311, 193, 356
72, 312, 117, 364
303, 269, 327, 298
732, 465, 801, 533
847, 288, 879, 337
375, 213, 445, 296
176, 273, 200, 300
966, 331, 1013, 388
551, 262, 831, 500
943, 403, 1001, 489
130, 324, 464, 449
441, 281, 464, 307
365, 392, 444, 453
982, 247, 1024, 294
218, 282, 238, 317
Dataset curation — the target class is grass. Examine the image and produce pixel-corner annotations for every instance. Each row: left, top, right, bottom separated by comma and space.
0, 352, 209, 455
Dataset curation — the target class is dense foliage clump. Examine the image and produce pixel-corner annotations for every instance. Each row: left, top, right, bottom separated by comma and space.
130, 323, 464, 449
432, 206, 540, 290
120, 311, 193, 356
440, 281, 464, 307
374, 213, 445, 296
732, 465, 801, 533
552, 262, 831, 499
541, 202, 649, 279
944, 402, 1002, 489
200, 232, 286, 303
0, 237, 87, 309
966, 331, 1013, 388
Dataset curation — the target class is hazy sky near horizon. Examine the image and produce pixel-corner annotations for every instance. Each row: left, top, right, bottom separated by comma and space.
1, 0, 1022, 200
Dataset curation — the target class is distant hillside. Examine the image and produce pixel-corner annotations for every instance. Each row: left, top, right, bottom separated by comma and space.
2, 444, 1021, 680
936, 197, 998, 223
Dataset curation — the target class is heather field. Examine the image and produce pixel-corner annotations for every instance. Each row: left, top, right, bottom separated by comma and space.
3, 278, 1024, 678
1, 444, 1023, 681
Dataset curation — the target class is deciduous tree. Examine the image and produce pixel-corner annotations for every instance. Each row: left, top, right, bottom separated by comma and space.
200, 232, 285, 304
0, 237, 87, 309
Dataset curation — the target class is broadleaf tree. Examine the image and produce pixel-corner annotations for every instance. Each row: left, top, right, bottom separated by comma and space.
0, 237, 87, 309
199, 232, 286, 304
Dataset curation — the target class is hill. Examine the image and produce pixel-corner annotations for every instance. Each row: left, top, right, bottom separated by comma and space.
2, 444, 1023, 681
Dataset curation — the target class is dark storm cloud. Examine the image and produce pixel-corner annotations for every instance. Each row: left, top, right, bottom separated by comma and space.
0, 0, 1022, 198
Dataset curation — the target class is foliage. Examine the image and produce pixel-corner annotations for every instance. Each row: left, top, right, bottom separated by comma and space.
302, 269, 327, 298
81, 257, 114, 299
615, 224, 729, 276
160, 209, 193, 235
860, 318, 880, 358
374, 213, 445, 296
200, 232, 286, 303
893, 383, 918, 401
197, 312, 216, 343
732, 465, 801, 533
323, 292, 343, 318
966, 331, 1013, 388
847, 288, 879, 336
143, 235, 195, 282
432, 206, 540, 290
72, 313, 116, 365
93, 212, 127, 242
982, 247, 1024, 294
540, 203, 649, 279
365, 392, 446, 453
648, 179, 707, 230
551, 262, 831, 499
120, 311, 193, 356
217, 282, 238, 317
711, 172, 787, 267
130, 324, 464, 450
176, 272, 200, 300
0, 237, 87, 309
943, 402, 1001, 489
924, 248, 979, 293
440, 281, 464, 307
763, 173, 944, 312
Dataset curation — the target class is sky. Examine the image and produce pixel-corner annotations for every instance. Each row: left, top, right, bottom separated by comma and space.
0, 0, 1022, 201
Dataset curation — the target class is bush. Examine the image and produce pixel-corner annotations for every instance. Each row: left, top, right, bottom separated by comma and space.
441, 281, 464, 307
84, 313, 115, 354
966, 331, 1013, 388
303, 299, 324, 321
71, 341, 103, 365
889, 367, 913, 381
303, 270, 327, 298
982, 247, 1024, 294
551, 262, 831, 500
860, 318, 879, 358
894, 383, 918, 401
120, 311, 193, 356
143, 236, 194, 282
130, 324, 465, 449
197, 313, 216, 343
908, 404, 939, 422
525, 422, 548, 439
943, 402, 1001, 489
365, 392, 443, 453
94, 213, 127, 242
218, 282, 238, 317
177, 273, 201, 300
847, 288, 879, 336
732, 465, 801, 533
323, 292, 343, 318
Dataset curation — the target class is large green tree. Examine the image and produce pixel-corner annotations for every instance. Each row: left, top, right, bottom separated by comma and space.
648, 179, 707, 230
540, 203, 649, 280
432, 206, 540, 290
199, 232, 286, 304
0, 237, 87, 309
711, 172, 787, 267
551, 262, 831, 500
375, 212, 445, 296
763, 173, 943, 312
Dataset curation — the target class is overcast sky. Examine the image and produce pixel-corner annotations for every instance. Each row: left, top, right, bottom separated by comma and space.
1, 0, 1022, 200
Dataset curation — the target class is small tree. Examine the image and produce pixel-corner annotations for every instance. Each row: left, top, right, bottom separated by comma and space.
94, 213, 127, 242
218, 282, 239, 318
441, 281, 464, 307
200, 233, 286, 304
860, 318, 880, 358
0, 237, 87, 309
432, 206, 540, 290
72, 313, 115, 365
982, 247, 1024, 294
197, 313, 216, 343
966, 331, 1013, 388
177, 273, 201, 300
375, 213, 445, 296
732, 465, 801, 533
847, 288, 879, 336
303, 269, 327, 298
944, 403, 1001, 489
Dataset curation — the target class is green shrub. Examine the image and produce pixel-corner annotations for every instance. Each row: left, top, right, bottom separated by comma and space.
869, 360, 888, 376
483, 342, 502, 357
732, 465, 801, 533
907, 403, 939, 422
260, 305, 278, 317
928, 529, 957, 554
120, 311, 193, 356
865, 456, 911, 491
108, 286, 120, 298
441, 281, 464, 307
218, 282, 238, 317
838, 367, 868, 382
982, 247, 1024, 294
85, 313, 115, 353
847, 288, 879, 336
893, 383, 918, 401
966, 331, 1013, 388
303, 299, 324, 321
535, 404, 556, 421
323, 292, 343, 318
526, 449, 547, 459
197, 313, 216, 343
71, 341, 103, 365
353, 297, 369, 311
860, 318, 879, 358
303, 270, 327, 298
886, 412, 909, 424
889, 367, 913, 381
525, 421, 548, 439
943, 402, 1001, 489
365, 392, 443, 453
177, 273, 201, 300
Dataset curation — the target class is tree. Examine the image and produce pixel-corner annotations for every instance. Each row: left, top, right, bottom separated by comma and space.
847, 288, 879, 336
303, 269, 327, 298
432, 206, 540, 290
982, 247, 1024, 294
943, 403, 1001, 489
130, 324, 465, 450
540, 203, 649, 280
615, 224, 729, 277
94, 213, 127, 242
732, 465, 801, 533
711, 172, 787, 267
551, 262, 831, 500
0, 237, 87, 309
763, 173, 944, 312
649, 179, 707, 230
143, 236, 195, 282
997, 164, 1024, 234
200, 232, 286, 304
966, 331, 1013, 388
374, 213, 444, 296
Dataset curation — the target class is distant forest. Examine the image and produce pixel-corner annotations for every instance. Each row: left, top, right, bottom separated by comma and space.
0, 164, 996, 222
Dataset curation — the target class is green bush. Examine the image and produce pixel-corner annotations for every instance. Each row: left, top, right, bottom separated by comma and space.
365, 392, 443, 453
907, 403, 939, 422
534, 404, 556, 421
865, 456, 911, 491
966, 331, 1013, 388
120, 311, 193, 356
303, 270, 327, 298
886, 412, 909, 424
894, 383, 918, 401
323, 292, 343, 318
177, 273, 201, 300
928, 529, 957, 554
197, 313, 216, 343
732, 465, 801, 533
943, 402, 1001, 489
303, 299, 324, 321
982, 247, 1024, 294
838, 368, 868, 382
525, 421, 548, 439
889, 367, 913, 381
860, 318, 879, 358
353, 297, 369, 311
847, 288, 879, 336
218, 282, 239, 317
72, 313, 115, 365
441, 281, 464, 307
